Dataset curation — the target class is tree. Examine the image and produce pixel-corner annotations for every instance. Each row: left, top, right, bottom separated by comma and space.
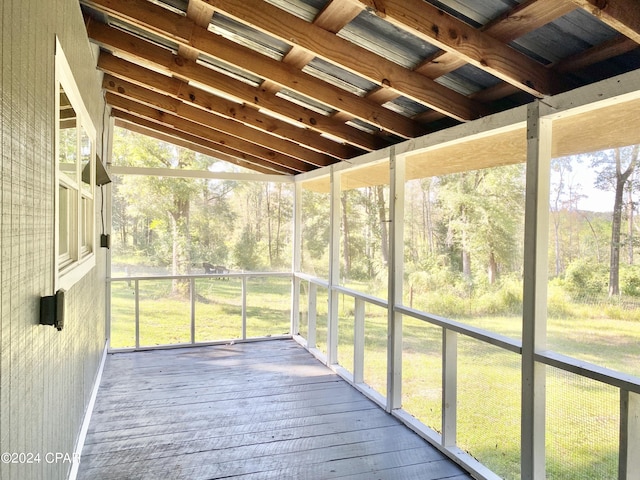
592, 146, 639, 296
437, 165, 524, 284
301, 190, 331, 276
112, 128, 227, 295
549, 157, 587, 277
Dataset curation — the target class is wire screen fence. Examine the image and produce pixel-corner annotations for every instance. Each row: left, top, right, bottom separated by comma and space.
545, 366, 619, 480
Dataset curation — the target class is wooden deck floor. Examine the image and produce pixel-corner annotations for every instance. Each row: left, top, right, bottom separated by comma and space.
77, 339, 471, 480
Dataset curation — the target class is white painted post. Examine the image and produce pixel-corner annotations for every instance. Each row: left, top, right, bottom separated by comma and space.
354, 298, 365, 384
190, 277, 196, 344
387, 147, 404, 411
134, 279, 140, 349
242, 275, 247, 340
327, 168, 341, 365
442, 328, 457, 447
521, 100, 551, 480
619, 390, 640, 479
291, 182, 302, 336
307, 282, 317, 349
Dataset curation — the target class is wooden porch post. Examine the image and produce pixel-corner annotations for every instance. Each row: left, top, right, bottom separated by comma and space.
387, 147, 404, 411
291, 181, 302, 336
327, 167, 341, 365
521, 100, 551, 480
619, 390, 640, 479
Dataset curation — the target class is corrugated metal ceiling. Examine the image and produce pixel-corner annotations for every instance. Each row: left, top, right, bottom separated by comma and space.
80, 0, 640, 174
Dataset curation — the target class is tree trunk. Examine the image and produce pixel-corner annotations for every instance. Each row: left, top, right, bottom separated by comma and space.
628, 181, 634, 265
265, 184, 273, 266
610, 180, 624, 296
609, 147, 637, 296
275, 184, 283, 266
554, 218, 562, 277
462, 249, 471, 278
488, 251, 498, 285
171, 196, 190, 297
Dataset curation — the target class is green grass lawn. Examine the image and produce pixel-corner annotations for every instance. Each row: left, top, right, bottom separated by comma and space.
109, 278, 638, 480
110, 276, 291, 348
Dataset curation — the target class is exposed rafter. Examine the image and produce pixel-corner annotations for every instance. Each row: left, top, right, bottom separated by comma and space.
416, 0, 578, 79
99, 53, 358, 160
349, 0, 559, 97
107, 93, 313, 173
78, 0, 640, 175
104, 74, 335, 167
114, 112, 296, 174
86, 20, 385, 152
201, 0, 486, 121
83, 0, 422, 138
115, 118, 282, 175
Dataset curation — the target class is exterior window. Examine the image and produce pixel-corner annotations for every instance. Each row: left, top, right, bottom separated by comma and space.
55, 39, 96, 289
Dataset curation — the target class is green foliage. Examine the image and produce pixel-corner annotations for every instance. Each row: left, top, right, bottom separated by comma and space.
547, 279, 574, 318
233, 225, 264, 271
564, 259, 608, 297
111, 128, 293, 274
619, 264, 640, 297
474, 276, 522, 316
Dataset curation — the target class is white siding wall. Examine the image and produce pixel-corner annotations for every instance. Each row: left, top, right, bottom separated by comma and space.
0, 1, 108, 479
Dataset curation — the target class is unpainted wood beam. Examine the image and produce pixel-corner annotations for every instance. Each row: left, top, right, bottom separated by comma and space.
99, 53, 359, 160
350, 0, 558, 97
104, 74, 336, 167
204, 0, 486, 121
570, 0, 640, 44
314, 0, 363, 33
114, 118, 283, 175
107, 93, 313, 173
553, 35, 638, 74
84, 0, 422, 138
113, 113, 297, 174
85, 20, 386, 151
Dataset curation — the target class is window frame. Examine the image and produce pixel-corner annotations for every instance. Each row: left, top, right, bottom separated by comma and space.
54, 38, 96, 291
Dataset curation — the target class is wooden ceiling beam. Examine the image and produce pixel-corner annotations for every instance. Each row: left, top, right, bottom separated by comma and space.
103, 74, 336, 167
106, 93, 313, 173
553, 35, 638, 74
350, 0, 558, 97
314, 0, 363, 33
483, 0, 577, 43
84, 0, 422, 138
204, 0, 485, 121
179, 0, 216, 61
98, 52, 359, 160
113, 113, 294, 174
186, 0, 214, 28
416, 0, 577, 77
85, 20, 385, 151
570, 0, 640, 44
187, 29, 421, 138
371, 0, 576, 116
114, 118, 284, 175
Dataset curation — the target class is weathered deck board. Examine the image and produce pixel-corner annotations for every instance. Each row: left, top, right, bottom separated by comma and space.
77, 339, 471, 480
